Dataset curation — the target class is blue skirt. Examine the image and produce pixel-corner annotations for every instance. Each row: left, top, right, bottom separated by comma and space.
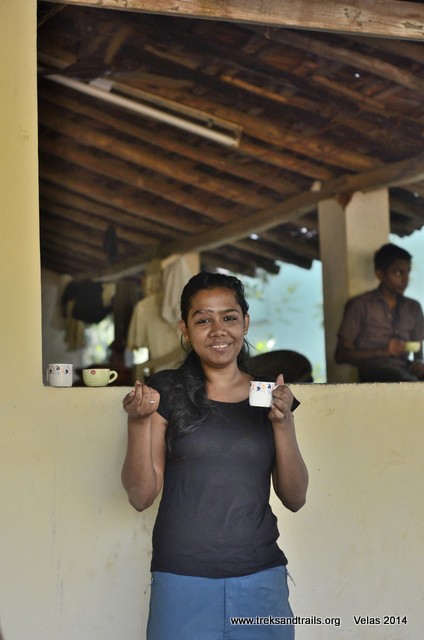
147, 565, 295, 639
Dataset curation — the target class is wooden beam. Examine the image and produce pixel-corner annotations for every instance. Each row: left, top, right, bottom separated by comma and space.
97, 150, 424, 279
45, 1, 424, 41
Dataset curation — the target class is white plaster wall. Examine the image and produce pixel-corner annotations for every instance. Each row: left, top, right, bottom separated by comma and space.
273, 382, 424, 639
1, 3, 423, 640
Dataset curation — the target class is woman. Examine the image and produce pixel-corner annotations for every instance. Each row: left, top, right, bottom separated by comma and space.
121, 271, 308, 639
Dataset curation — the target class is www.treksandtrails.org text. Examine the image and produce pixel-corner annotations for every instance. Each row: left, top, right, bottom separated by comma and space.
230, 616, 341, 627
230, 615, 408, 627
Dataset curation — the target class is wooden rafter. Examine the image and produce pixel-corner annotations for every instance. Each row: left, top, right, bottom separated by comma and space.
44, 1, 424, 40
37, 2, 424, 278
95, 151, 424, 279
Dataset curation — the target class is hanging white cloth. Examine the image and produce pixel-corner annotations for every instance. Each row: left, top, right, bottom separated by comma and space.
161, 255, 193, 324
126, 292, 181, 369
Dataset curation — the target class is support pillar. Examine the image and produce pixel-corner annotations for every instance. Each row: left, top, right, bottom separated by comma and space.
319, 189, 390, 383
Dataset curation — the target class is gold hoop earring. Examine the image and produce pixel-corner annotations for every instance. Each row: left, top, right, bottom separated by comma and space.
185, 335, 190, 342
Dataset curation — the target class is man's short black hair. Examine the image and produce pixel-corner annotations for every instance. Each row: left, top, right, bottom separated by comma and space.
374, 243, 412, 272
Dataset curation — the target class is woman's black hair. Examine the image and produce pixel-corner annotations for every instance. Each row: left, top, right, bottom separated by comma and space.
165, 271, 251, 455
180, 270, 249, 323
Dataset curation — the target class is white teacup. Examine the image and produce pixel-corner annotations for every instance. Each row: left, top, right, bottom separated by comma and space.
82, 368, 118, 387
47, 363, 73, 387
249, 380, 276, 407
404, 341, 421, 353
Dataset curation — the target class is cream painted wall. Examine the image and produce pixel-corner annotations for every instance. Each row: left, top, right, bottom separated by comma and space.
1, 3, 423, 639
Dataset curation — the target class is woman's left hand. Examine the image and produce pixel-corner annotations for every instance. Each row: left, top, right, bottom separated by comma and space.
269, 373, 294, 424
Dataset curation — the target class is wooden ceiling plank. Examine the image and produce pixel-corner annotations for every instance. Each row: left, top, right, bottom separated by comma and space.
311, 74, 421, 122
41, 229, 151, 276
137, 39, 322, 119
139, 24, 422, 130
40, 250, 111, 279
39, 113, 259, 225
40, 182, 163, 236
39, 50, 420, 184
40, 86, 302, 196
40, 156, 248, 248
219, 72, 328, 116
349, 35, 424, 65
39, 100, 279, 211
41, 228, 109, 261
114, 80, 393, 173
40, 250, 96, 276
39, 138, 217, 234
39, 178, 184, 241
237, 140, 334, 181
39, 160, 191, 238
40, 218, 142, 264
40, 141, 245, 232
45, 1, 424, 41
140, 35, 423, 152
40, 198, 157, 247
39, 45, 354, 179
40, 70, 331, 181
254, 27, 424, 93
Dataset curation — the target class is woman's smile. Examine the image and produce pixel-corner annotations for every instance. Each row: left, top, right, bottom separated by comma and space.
209, 342, 231, 350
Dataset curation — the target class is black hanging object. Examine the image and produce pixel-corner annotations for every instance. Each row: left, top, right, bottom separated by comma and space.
103, 224, 119, 262
61, 280, 112, 324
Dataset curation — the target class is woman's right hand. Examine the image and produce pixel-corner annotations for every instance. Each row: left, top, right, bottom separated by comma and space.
122, 380, 160, 419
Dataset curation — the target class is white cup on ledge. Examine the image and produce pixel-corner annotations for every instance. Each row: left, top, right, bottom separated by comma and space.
47, 363, 73, 387
82, 368, 118, 387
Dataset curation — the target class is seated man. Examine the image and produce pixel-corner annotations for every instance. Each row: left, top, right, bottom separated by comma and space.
335, 243, 424, 382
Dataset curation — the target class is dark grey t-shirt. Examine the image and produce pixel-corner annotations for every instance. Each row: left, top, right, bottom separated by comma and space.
338, 287, 424, 358
149, 368, 288, 579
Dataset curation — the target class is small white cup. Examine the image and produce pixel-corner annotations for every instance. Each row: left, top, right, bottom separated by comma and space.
82, 368, 118, 387
47, 363, 73, 387
249, 380, 276, 407
404, 341, 421, 353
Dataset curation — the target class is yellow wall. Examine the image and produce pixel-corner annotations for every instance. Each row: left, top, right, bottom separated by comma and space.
1, 3, 423, 639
